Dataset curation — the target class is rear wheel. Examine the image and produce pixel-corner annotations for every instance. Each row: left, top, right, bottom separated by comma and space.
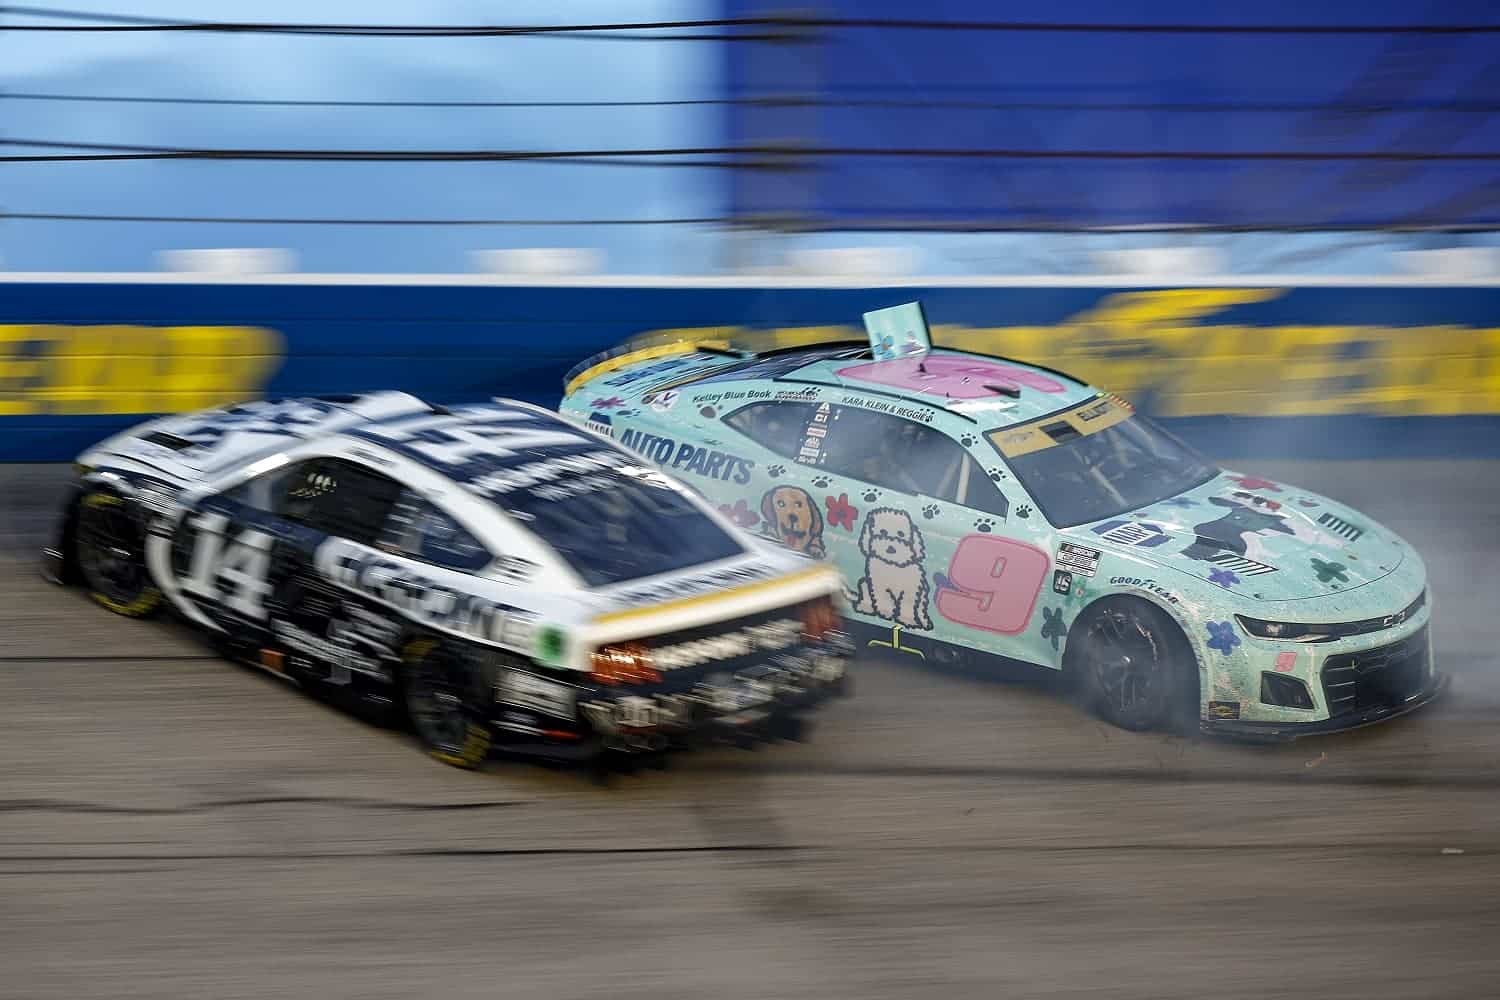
401, 639, 491, 769
1068, 597, 1195, 732
74, 491, 162, 618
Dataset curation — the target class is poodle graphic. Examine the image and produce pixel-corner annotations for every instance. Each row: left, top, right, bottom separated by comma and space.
850, 508, 932, 630
760, 485, 826, 558
1180, 490, 1295, 565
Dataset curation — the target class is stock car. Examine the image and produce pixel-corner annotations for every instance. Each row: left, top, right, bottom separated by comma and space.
560, 337, 1446, 739
42, 392, 851, 768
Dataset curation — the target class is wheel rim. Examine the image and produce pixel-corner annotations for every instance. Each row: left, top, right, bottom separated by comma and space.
1085, 608, 1163, 716
76, 501, 150, 604
406, 659, 468, 752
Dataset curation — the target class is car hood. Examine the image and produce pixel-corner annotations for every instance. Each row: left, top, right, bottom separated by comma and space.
1062, 471, 1407, 602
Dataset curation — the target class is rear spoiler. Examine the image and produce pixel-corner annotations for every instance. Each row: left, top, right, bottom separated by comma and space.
562, 338, 742, 397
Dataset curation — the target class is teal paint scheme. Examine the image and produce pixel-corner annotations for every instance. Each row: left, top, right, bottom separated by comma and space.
560, 343, 1442, 735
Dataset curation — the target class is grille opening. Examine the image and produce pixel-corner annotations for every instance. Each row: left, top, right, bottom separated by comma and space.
1321, 626, 1429, 718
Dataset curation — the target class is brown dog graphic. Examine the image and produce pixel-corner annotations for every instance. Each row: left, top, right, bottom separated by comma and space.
760, 485, 826, 558
851, 507, 932, 630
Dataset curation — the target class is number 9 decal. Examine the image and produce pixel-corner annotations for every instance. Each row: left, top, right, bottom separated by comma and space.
936, 535, 1050, 634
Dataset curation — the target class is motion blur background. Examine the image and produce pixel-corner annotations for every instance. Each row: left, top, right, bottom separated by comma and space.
2, 4, 1499, 999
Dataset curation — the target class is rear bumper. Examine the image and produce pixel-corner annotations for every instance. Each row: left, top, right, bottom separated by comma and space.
1201, 671, 1448, 742
578, 632, 854, 753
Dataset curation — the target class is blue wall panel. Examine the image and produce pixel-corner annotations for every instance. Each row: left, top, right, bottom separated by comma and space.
2, 280, 1498, 461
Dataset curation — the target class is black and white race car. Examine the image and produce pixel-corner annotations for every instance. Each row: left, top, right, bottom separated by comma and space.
43, 393, 851, 768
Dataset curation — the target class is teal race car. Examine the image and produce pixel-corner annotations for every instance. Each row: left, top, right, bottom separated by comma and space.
559, 334, 1444, 739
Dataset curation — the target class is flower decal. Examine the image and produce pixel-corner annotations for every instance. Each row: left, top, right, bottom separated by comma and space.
1230, 474, 1281, 492
1208, 567, 1241, 589
1040, 607, 1068, 650
1206, 620, 1241, 656
717, 499, 759, 529
825, 493, 859, 531
590, 396, 626, 410
1310, 557, 1349, 585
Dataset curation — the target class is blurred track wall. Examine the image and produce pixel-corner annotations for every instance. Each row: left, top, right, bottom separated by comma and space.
2, 278, 1498, 461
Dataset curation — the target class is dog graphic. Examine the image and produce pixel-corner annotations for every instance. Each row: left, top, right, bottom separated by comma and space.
760, 485, 826, 558
851, 507, 932, 630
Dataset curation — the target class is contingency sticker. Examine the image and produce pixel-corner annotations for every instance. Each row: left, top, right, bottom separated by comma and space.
1056, 542, 1101, 577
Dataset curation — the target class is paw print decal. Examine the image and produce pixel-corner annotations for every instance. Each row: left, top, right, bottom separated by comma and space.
1016, 504, 1032, 519
974, 517, 995, 533
987, 468, 1008, 481
812, 474, 832, 488
921, 503, 940, 520
862, 489, 881, 503
959, 434, 977, 447
767, 464, 785, 479
1040, 607, 1068, 650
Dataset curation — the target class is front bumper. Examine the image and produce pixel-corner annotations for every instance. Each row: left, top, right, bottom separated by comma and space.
1201, 670, 1448, 743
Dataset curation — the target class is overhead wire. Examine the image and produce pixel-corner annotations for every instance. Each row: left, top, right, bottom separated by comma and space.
4, 138, 1497, 163
4, 7, 1499, 35
8, 92, 1500, 113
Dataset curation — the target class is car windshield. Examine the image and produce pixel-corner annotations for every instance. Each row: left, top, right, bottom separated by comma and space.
989, 397, 1219, 528
499, 466, 745, 587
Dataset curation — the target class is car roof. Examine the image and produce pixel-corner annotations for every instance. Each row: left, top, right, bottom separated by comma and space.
698, 344, 1101, 428
341, 400, 624, 494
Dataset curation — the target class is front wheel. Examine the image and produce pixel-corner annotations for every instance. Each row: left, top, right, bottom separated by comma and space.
74, 491, 162, 618
1067, 598, 1196, 732
400, 639, 491, 769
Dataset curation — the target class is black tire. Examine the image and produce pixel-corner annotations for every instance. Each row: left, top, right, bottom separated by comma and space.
400, 639, 491, 769
73, 490, 162, 618
1067, 597, 1197, 732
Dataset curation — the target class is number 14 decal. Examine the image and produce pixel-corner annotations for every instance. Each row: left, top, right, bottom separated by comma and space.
935, 536, 1049, 634
181, 513, 274, 619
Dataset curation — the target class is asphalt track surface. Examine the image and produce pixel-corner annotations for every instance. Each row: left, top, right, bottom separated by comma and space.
2, 460, 1498, 1000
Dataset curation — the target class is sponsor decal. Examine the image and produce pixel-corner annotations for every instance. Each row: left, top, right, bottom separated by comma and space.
1053, 569, 1074, 595
315, 538, 532, 650
606, 562, 779, 606
1056, 541, 1101, 577
271, 619, 385, 682
651, 617, 802, 672
618, 428, 754, 484
834, 394, 935, 424
468, 449, 625, 496
645, 388, 681, 413
496, 670, 578, 719
1107, 576, 1182, 606
1208, 700, 1241, 721
359, 409, 593, 470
